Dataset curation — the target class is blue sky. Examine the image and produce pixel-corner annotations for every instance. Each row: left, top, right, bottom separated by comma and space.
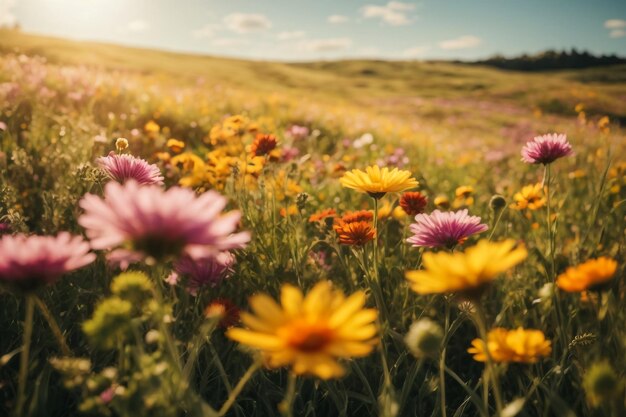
2, 0, 625, 61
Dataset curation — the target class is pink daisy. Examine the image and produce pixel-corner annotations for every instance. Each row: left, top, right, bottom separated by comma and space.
521, 133, 573, 165
407, 209, 488, 249
96, 151, 164, 185
78, 181, 250, 263
174, 252, 235, 295
0, 233, 95, 291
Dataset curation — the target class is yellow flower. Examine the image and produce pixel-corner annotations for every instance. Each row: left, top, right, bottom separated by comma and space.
556, 257, 617, 292
226, 281, 378, 379
434, 195, 450, 209
467, 327, 551, 363
340, 165, 418, 199
511, 184, 546, 211
405, 239, 527, 297
144, 120, 160, 134
453, 185, 475, 208
166, 138, 185, 153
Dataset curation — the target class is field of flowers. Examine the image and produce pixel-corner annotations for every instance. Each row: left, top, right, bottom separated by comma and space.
0, 32, 625, 417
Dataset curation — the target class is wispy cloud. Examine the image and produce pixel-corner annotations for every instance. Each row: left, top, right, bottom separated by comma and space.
328, 15, 349, 24
439, 35, 482, 50
0, 0, 17, 27
361, 1, 415, 26
277, 31, 306, 41
127, 19, 149, 33
224, 13, 272, 33
301, 37, 352, 52
604, 19, 626, 38
604, 19, 626, 29
403, 45, 431, 58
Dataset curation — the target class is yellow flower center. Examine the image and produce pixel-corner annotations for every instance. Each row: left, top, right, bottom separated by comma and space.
283, 321, 334, 352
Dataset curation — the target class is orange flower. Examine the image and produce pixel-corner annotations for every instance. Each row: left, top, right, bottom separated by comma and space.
339, 210, 373, 224
308, 208, 337, 223
468, 327, 552, 363
556, 257, 617, 292
250, 133, 278, 157
334, 221, 376, 246
400, 191, 428, 216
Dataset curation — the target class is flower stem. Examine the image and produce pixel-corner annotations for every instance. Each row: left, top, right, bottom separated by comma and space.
217, 360, 261, 417
473, 304, 503, 416
15, 295, 35, 417
279, 372, 297, 417
439, 300, 450, 417
33, 295, 71, 356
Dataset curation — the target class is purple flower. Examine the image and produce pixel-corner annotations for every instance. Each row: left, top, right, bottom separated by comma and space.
0, 233, 95, 291
174, 252, 235, 295
407, 209, 488, 249
521, 133, 573, 165
78, 181, 250, 264
97, 151, 164, 185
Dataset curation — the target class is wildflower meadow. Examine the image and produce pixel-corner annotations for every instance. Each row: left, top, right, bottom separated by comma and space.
0, 26, 625, 417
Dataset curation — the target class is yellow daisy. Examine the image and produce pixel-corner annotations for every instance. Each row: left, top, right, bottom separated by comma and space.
405, 239, 527, 298
556, 257, 617, 292
468, 327, 552, 363
340, 165, 418, 199
510, 184, 546, 211
226, 281, 378, 379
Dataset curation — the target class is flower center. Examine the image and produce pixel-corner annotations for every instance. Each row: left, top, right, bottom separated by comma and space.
285, 321, 334, 352
133, 234, 186, 260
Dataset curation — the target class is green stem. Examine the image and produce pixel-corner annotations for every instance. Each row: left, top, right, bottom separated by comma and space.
439, 300, 450, 417
15, 295, 35, 417
33, 295, 71, 356
473, 304, 503, 416
279, 372, 298, 417
544, 164, 555, 279
487, 209, 505, 241
217, 360, 261, 417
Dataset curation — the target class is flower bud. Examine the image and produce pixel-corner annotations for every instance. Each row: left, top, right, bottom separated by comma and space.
115, 137, 129, 152
489, 194, 507, 211
405, 318, 444, 359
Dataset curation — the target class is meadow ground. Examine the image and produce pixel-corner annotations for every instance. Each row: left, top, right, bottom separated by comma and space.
0, 30, 624, 417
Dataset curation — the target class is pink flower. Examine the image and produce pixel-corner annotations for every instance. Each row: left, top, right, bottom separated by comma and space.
96, 152, 164, 185
407, 209, 488, 249
0, 233, 95, 291
521, 133, 573, 165
78, 181, 250, 264
285, 125, 310, 140
174, 252, 235, 295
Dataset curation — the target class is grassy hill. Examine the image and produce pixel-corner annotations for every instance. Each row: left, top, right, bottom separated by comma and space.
2, 28, 626, 130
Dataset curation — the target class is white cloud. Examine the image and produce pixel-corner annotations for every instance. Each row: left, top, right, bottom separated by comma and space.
604, 19, 626, 29
277, 31, 306, 40
301, 37, 352, 52
403, 45, 430, 58
224, 13, 271, 33
127, 19, 149, 33
193, 24, 220, 39
0, 0, 17, 27
439, 35, 482, 50
361, 1, 415, 26
610, 29, 626, 38
328, 14, 349, 24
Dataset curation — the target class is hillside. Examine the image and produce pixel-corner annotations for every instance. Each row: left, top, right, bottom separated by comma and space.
2, 29, 626, 130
